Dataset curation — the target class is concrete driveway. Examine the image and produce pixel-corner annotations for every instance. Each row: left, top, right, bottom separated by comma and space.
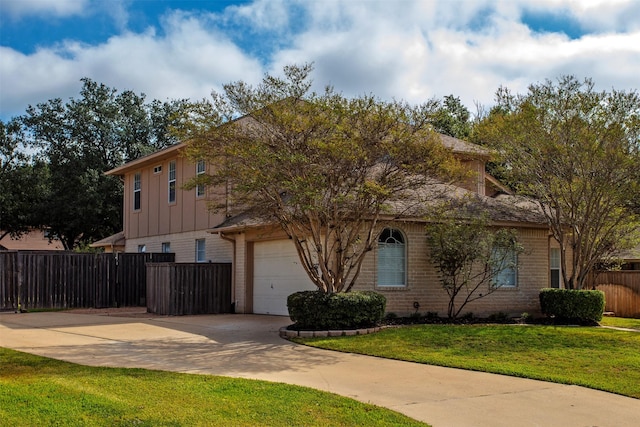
1, 310, 639, 427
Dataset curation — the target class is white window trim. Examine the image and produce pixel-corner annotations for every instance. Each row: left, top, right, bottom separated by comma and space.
376, 228, 407, 288
550, 248, 561, 289
133, 172, 141, 211
492, 248, 518, 288
196, 160, 206, 198
196, 239, 206, 263
168, 161, 176, 204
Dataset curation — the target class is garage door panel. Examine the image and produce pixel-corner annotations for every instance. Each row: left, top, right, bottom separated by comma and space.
253, 240, 317, 315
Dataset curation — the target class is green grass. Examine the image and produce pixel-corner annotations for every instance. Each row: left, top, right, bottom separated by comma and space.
295, 322, 640, 399
0, 348, 427, 427
599, 316, 640, 331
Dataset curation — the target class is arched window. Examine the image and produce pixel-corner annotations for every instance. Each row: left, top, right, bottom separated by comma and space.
377, 228, 406, 287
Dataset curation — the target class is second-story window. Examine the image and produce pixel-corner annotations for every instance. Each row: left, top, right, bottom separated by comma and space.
168, 161, 176, 204
133, 172, 141, 211
196, 160, 206, 198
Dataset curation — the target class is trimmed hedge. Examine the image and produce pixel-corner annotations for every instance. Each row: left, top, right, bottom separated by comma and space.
287, 290, 386, 330
539, 288, 605, 324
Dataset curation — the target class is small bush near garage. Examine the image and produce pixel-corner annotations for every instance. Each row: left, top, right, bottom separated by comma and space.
539, 288, 605, 324
287, 291, 386, 330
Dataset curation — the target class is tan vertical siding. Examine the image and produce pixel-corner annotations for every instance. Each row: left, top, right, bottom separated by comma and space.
148, 167, 161, 233
180, 157, 195, 231
458, 159, 485, 195
121, 153, 224, 240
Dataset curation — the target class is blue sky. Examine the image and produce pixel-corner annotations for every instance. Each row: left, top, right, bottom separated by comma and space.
1, 0, 639, 122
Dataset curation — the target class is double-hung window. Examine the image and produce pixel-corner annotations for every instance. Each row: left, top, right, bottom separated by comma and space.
550, 248, 561, 288
196, 239, 206, 263
168, 161, 176, 203
133, 173, 141, 211
196, 160, 206, 198
492, 248, 518, 288
377, 228, 407, 287
162, 242, 171, 253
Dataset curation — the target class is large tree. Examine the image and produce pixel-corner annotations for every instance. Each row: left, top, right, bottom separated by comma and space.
19, 78, 186, 250
431, 94, 472, 140
475, 76, 640, 289
181, 64, 463, 294
0, 119, 49, 239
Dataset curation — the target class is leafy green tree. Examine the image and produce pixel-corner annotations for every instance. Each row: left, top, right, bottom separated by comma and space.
431, 95, 471, 139
426, 200, 525, 319
19, 78, 185, 250
0, 119, 49, 239
475, 76, 640, 289
181, 63, 463, 294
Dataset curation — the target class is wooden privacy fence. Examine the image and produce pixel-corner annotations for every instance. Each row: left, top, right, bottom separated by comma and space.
0, 251, 174, 311
147, 263, 232, 316
588, 271, 640, 318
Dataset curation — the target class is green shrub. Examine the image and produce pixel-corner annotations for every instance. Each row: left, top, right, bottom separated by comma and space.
385, 312, 398, 320
487, 312, 510, 323
539, 289, 605, 323
287, 290, 386, 330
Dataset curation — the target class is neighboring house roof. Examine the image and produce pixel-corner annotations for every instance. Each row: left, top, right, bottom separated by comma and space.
89, 231, 126, 250
617, 245, 640, 262
0, 229, 65, 251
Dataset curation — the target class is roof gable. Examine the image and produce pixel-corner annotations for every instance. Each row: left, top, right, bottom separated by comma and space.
105, 143, 186, 176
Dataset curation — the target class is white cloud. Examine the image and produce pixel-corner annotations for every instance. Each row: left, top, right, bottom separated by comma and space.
272, 0, 640, 110
1, 0, 639, 121
529, 0, 640, 32
0, 0, 89, 19
225, 0, 290, 31
0, 12, 264, 118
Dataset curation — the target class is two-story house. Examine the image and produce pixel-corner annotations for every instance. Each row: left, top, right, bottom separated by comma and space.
102, 143, 233, 264
103, 134, 560, 318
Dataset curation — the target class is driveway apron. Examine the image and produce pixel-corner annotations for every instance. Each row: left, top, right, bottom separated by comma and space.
1, 311, 639, 427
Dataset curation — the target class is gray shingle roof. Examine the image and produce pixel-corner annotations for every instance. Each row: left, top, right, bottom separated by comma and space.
212, 185, 547, 234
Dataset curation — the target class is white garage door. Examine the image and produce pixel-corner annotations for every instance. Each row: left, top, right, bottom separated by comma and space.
253, 240, 317, 315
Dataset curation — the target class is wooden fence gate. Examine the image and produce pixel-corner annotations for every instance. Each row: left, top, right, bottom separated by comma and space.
146, 263, 232, 315
588, 271, 640, 318
0, 251, 174, 311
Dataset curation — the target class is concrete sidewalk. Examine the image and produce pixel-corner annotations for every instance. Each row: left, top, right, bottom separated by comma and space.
1, 311, 638, 427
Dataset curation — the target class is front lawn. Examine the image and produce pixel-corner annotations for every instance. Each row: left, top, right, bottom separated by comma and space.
295, 322, 640, 399
0, 348, 427, 427
600, 316, 640, 331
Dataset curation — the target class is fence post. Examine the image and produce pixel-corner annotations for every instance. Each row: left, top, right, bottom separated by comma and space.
16, 252, 24, 311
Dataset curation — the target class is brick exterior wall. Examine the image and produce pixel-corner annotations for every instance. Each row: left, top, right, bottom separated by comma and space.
230, 223, 552, 317
232, 233, 247, 313
352, 223, 550, 317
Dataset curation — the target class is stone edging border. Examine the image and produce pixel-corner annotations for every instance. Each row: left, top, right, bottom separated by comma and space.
279, 326, 382, 339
